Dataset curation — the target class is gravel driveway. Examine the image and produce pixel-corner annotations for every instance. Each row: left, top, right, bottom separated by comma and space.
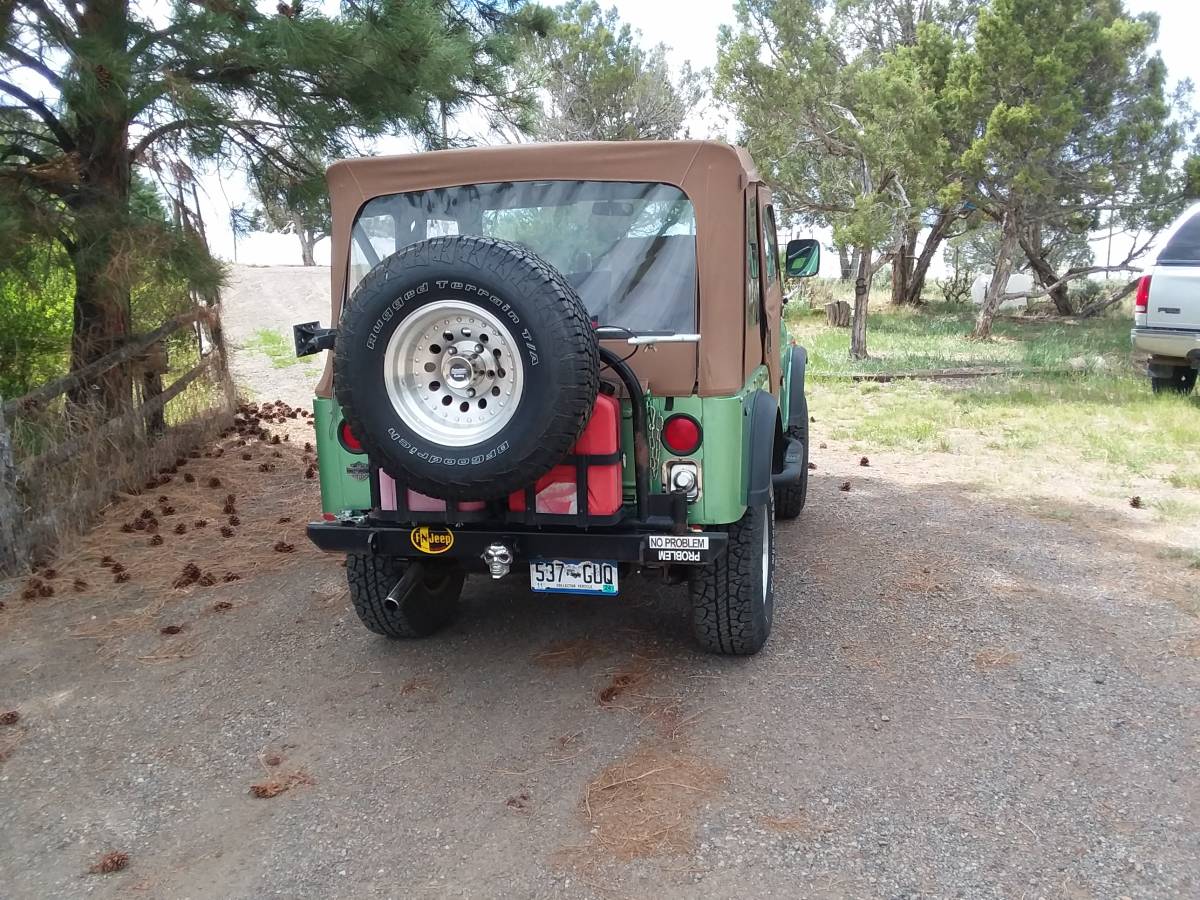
1, 267, 1197, 898
1, 424, 1196, 898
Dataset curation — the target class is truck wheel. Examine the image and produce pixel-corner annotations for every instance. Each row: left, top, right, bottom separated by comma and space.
1151, 367, 1197, 395
775, 405, 809, 521
688, 492, 775, 655
335, 235, 599, 500
347, 555, 465, 639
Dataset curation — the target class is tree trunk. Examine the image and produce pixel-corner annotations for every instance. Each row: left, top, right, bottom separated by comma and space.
298, 228, 317, 266
837, 243, 852, 281
972, 209, 1019, 340
904, 206, 954, 305
68, 163, 133, 411
1020, 227, 1072, 315
824, 300, 851, 327
890, 222, 917, 305
66, 0, 134, 413
0, 401, 21, 573
850, 246, 872, 359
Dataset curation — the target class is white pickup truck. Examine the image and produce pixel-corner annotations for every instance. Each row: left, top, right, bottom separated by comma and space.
1132, 209, 1200, 394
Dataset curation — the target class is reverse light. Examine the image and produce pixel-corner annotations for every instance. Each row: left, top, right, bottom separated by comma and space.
666, 460, 702, 501
662, 414, 702, 456
338, 420, 364, 454
1134, 275, 1151, 315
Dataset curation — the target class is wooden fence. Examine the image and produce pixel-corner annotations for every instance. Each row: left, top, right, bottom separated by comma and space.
0, 305, 235, 572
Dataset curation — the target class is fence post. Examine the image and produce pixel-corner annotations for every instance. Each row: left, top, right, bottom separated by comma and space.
0, 400, 22, 572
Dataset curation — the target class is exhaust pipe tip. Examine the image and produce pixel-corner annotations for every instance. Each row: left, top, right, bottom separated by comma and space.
383, 597, 400, 612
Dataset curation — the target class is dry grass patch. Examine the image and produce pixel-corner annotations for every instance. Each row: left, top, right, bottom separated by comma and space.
398, 676, 436, 696
578, 743, 725, 861
249, 749, 314, 799
597, 668, 647, 706
249, 771, 314, 799
975, 647, 1021, 669
533, 638, 603, 670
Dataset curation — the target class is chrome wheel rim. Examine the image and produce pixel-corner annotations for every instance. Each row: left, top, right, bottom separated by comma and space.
383, 300, 524, 447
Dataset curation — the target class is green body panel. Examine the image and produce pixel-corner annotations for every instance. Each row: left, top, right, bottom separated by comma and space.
314, 368, 776, 527
314, 396, 372, 514
645, 366, 769, 526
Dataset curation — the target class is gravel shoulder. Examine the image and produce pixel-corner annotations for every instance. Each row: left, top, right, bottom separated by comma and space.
0, 268, 1197, 898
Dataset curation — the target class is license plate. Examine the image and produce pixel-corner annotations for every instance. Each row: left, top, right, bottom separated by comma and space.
530, 559, 619, 596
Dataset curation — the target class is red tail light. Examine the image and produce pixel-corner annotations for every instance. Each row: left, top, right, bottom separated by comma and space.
338, 420, 363, 453
1134, 275, 1151, 314
662, 414, 702, 456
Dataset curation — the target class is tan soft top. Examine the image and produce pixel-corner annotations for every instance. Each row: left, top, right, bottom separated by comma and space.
319, 141, 762, 398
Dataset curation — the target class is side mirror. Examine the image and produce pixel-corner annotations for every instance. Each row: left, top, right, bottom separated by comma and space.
785, 238, 821, 278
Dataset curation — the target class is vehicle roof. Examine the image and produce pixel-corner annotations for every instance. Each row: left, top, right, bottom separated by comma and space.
318, 141, 766, 399
326, 140, 759, 193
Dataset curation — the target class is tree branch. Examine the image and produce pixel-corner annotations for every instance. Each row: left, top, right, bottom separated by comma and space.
21, 0, 77, 48
1079, 278, 1139, 318
0, 78, 74, 150
1, 41, 64, 87
1000, 264, 1141, 301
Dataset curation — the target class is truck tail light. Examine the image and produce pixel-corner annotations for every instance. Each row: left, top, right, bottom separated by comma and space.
338, 420, 364, 454
662, 414, 702, 455
1134, 275, 1151, 314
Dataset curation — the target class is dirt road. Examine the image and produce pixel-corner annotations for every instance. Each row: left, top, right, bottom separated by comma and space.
220, 264, 330, 405
1, 267, 1197, 898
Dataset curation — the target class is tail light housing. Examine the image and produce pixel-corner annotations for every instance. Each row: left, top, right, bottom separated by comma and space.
1134, 275, 1151, 314
662, 414, 702, 456
338, 420, 364, 454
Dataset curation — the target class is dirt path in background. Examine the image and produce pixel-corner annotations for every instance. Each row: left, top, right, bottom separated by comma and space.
0, 268, 1197, 898
221, 264, 330, 405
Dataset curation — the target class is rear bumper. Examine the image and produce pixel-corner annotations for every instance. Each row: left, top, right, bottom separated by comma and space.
1131, 327, 1200, 363
306, 521, 728, 567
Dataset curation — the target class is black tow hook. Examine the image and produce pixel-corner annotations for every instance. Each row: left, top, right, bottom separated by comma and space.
384, 563, 425, 612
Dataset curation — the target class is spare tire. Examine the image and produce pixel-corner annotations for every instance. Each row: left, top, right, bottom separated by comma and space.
334, 235, 600, 500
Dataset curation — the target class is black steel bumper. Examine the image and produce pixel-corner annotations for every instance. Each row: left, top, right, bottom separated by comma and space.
306, 521, 727, 567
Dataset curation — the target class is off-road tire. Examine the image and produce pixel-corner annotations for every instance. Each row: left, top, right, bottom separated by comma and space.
1151, 366, 1197, 395
775, 393, 810, 519
347, 554, 465, 639
688, 492, 775, 655
334, 235, 600, 500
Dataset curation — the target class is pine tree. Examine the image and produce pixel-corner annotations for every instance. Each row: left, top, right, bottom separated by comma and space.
0, 0, 549, 409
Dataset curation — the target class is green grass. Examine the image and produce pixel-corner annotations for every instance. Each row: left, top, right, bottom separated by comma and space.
244, 328, 301, 368
787, 301, 1131, 374
797, 303, 1200, 492
1158, 547, 1200, 570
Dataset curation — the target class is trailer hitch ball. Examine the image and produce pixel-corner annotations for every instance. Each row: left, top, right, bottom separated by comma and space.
482, 543, 514, 580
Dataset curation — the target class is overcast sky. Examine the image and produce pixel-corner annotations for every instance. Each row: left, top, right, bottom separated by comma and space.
208, 0, 1200, 273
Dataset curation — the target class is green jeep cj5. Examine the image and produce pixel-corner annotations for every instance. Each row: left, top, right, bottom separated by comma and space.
296, 141, 819, 655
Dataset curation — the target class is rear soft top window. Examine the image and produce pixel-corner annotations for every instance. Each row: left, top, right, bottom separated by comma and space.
349, 180, 697, 332
1158, 210, 1200, 265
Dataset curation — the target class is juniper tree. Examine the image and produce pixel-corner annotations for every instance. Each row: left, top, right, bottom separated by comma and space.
527, 1, 705, 142
941, 0, 1196, 335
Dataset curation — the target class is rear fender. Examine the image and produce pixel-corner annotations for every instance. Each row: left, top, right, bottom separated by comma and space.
744, 390, 780, 507
783, 345, 808, 433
